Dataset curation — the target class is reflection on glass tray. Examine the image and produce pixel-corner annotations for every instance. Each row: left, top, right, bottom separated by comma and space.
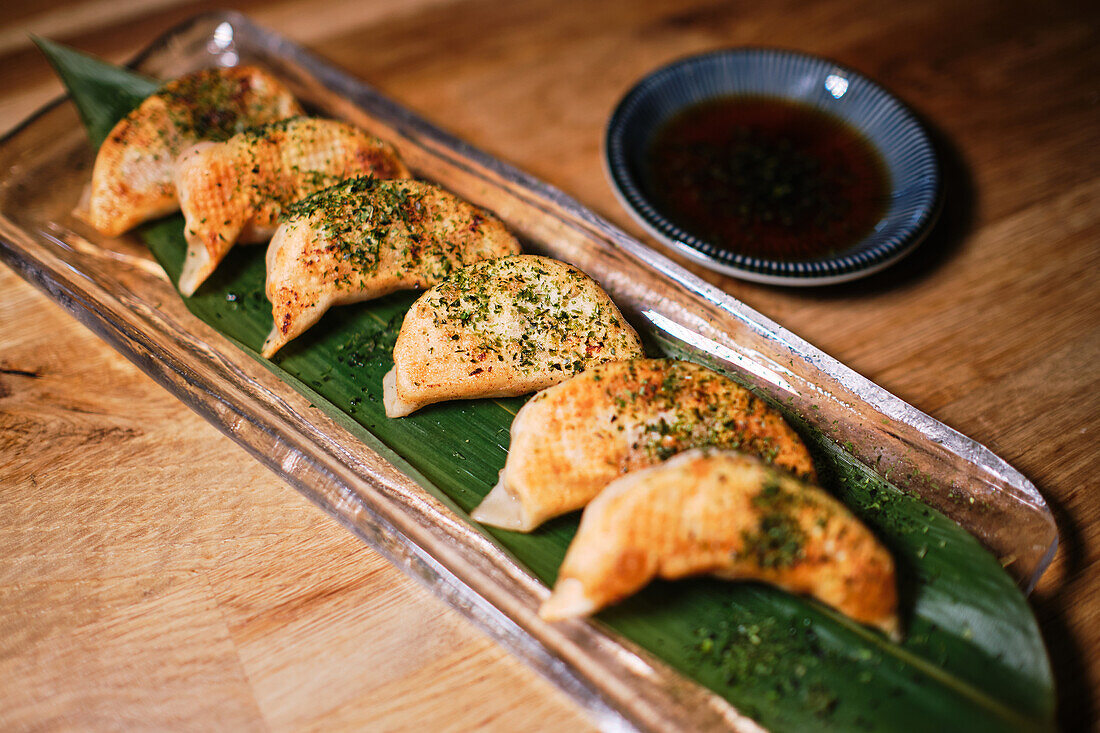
0, 13, 1055, 732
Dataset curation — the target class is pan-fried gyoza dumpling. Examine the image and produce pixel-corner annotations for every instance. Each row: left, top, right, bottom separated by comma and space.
472, 358, 816, 531
82, 66, 302, 236
383, 255, 644, 417
174, 117, 410, 296
541, 449, 899, 637
261, 178, 521, 357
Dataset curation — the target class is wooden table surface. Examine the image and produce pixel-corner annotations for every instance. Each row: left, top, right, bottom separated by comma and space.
1, 0, 1096, 730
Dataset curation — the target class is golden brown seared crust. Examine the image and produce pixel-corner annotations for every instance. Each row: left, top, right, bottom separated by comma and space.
261, 178, 521, 357
83, 65, 303, 236
471, 358, 816, 531
383, 255, 644, 417
174, 117, 410, 296
541, 449, 898, 637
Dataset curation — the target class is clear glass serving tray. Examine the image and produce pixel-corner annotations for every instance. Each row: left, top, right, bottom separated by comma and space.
0, 13, 1056, 732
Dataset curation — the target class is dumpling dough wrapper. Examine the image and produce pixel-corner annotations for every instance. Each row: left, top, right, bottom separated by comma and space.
541, 449, 899, 638
383, 255, 644, 417
473, 358, 816, 531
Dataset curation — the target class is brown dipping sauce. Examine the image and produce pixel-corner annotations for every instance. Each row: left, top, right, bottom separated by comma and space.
644, 96, 890, 261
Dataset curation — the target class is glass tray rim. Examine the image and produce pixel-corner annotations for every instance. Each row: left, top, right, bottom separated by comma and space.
0, 11, 1057, 732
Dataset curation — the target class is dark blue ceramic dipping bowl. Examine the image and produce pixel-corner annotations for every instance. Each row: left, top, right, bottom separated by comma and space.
605, 49, 942, 285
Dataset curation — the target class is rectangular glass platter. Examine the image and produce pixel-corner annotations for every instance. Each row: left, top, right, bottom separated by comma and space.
0, 13, 1056, 732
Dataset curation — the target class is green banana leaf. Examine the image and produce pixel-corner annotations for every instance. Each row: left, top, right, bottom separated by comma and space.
35, 37, 1055, 732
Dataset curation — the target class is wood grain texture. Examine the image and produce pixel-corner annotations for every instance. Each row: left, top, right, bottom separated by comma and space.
0, 0, 1097, 730
0, 271, 590, 732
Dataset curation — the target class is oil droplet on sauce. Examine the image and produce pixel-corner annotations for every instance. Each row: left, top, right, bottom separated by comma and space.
644, 97, 890, 261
